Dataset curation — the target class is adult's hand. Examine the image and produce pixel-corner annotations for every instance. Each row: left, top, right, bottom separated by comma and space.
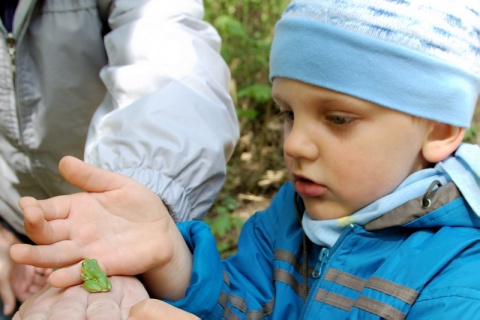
13, 276, 148, 320
0, 224, 18, 315
0, 224, 50, 315
128, 299, 200, 320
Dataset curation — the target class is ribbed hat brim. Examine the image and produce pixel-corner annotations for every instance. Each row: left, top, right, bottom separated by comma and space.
270, 14, 480, 127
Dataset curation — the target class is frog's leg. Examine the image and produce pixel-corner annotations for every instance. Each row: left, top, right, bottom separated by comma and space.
83, 280, 105, 293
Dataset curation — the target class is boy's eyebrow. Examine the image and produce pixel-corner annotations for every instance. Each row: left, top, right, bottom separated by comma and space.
319, 97, 342, 106
318, 94, 377, 110
308, 93, 358, 108
272, 91, 353, 110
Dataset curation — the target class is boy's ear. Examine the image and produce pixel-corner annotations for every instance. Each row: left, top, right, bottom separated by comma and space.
422, 122, 465, 163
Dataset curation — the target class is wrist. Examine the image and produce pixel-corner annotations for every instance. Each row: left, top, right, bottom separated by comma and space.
141, 236, 193, 301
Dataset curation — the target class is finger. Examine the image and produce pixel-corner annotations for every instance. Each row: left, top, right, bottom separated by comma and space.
11, 265, 45, 303
128, 299, 200, 320
109, 276, 149, 307
18, 197, 40, 214
0, 278, 17, 315
33, 193, 84, 222
20, 196, 74, 246
32, 268, 53, 287
86, 297, 122, 320
48, 261, 83, 289
25, 218, 70, 247
59, 156, 127, 193
21, 203, 59, 245
43, 268, 54, 278
26, 283, 45, 298
14, 285, 55, 320
20, 197, 51, 242
20, 196, 70, 222
32, 271, 48, 288
10, 242, 81, 268
86, 277, 147, 320
39, 285, 89, 320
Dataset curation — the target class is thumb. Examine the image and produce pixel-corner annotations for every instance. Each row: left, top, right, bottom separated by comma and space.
47, 261, 83, 289
128, 299, 200, 320
58, 156, 125, 193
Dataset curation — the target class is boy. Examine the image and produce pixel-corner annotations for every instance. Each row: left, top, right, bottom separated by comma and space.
10, 0, 480, 318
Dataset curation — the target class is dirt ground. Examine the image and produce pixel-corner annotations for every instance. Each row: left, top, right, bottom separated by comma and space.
232, 193, 272, 219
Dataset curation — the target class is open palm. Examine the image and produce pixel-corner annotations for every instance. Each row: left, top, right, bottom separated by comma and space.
10, 156, 180, 289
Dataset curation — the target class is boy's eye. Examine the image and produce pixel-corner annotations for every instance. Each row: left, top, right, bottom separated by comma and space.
278, 110, 294, 121
326, 114, 354, 125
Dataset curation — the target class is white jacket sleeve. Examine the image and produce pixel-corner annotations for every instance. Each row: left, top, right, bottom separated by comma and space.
84, 0, 239, 221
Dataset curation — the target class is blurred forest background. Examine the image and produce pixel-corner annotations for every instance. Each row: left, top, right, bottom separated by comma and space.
203, 0, 480, 258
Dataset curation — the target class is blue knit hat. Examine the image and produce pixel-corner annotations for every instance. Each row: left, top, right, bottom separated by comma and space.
270, 0, 480, 128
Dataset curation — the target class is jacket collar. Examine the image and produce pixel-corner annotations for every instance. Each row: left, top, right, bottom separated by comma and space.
365, 182, 472, 231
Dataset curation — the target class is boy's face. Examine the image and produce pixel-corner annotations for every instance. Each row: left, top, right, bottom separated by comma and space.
272, 78, 433, 220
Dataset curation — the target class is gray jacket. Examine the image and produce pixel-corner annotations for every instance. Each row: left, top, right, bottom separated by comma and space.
0, 0, 239, 234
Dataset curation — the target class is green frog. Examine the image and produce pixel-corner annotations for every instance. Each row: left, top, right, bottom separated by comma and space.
81, 258, 112, 293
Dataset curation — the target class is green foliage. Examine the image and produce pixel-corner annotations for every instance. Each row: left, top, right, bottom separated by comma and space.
205, 196, 240, 237
205, 0, 288, 109
238, 84, 272, 103
464, 106, 479, 144
205, 0, 289, 192
204, 196, 244, 258
464, 122, 478, 144
204, 0, 290, 257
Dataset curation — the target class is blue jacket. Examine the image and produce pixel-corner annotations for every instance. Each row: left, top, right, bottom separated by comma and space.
174, 181, 480, 319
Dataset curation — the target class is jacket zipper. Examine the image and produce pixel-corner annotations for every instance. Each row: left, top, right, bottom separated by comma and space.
299, 224, 356, 320
6, 32, 16, 81
311, 224, 356, 279
0, 20, 16, 82
312, 247, 329, 278
1, 0, 37, 86
2, 1, 37, 152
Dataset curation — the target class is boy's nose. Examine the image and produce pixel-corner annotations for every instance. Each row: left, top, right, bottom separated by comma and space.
283, 125, 319, 161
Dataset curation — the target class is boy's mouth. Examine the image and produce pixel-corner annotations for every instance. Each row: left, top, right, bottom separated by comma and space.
292, 175, 327, 197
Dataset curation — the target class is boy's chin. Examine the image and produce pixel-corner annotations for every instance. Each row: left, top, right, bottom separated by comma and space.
302, 200, 353, 221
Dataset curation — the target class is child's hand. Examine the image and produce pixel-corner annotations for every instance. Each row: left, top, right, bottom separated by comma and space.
10, 156, 192, 300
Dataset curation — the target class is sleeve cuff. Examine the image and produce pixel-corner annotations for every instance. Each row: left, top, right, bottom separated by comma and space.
168, 221, 225, 318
